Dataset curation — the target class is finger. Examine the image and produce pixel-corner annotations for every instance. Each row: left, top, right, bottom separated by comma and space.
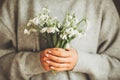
40, 58, 51, 71
45, 53, 70, 63
46, 48, 64, 52
46, 60, 69, 68
43, 56, 49, 61
65, 48, 72, 51
43, 63, 51, 71
51, 48, 64, 50
47, 50, 71, 58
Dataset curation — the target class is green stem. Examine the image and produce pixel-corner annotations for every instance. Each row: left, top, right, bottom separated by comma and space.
53, 33, 57, 47
62, 40, 67, 49
50, 33, 54, 47
55, 39, 62, 48
55, 41, 60, 48
51, 70, 56, 75
60, 40, 65, 48
46, 33, 52, 47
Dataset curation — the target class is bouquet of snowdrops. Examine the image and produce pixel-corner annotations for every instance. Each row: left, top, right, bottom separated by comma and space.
24, 8, 88, 49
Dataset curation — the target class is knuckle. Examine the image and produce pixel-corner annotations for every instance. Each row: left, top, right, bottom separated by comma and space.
58, 52, 61, 56
43, 57, 47, 61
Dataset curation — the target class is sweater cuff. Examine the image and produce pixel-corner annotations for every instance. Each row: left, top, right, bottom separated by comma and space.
72, 51, 106, 74
72, 50, 110, 79
72, 50, 109, 74
72, 51, 90, 73
25, 52, 46, 75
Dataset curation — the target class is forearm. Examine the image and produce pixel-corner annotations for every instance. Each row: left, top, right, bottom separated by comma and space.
72, 51, 120, 80
0, 49, 45, 80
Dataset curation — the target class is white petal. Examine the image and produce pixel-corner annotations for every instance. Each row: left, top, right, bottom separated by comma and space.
27, 22, 32, 26
40, 27, 47, 33
43, 8, 50, 13
32, 18, 39, 25
31, 29, 37, 32
60, 34, 67, 40
24, 29, 30, 35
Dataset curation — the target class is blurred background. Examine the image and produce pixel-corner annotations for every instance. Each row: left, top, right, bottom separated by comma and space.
113, 0, 120, 16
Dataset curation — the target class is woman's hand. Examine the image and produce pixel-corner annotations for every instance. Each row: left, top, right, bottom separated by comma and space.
40, 49, 52, 71
40, 48, 78, 72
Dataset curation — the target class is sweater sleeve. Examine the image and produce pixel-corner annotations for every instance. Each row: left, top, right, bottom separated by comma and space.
0, 0, 45, 80
72, 0, 120, 80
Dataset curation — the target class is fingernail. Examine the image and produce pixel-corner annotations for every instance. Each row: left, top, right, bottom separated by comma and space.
50, 66, 54, 69
46, 60, 50, 63
48, 50, 51, 53
45, 54, 49, 57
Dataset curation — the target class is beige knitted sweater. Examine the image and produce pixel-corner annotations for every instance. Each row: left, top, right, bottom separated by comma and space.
0, 0, 120, 80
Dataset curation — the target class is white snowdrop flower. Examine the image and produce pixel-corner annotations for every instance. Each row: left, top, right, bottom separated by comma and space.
39, 20, 45, 26
60, 34, 67, 40
40, 14, 49, 21
68, 30, 76, 37
55, 27, 59, 32
75, 18, 79, 23
68, 15, 73, 20
68, 34, 73, 38
65, 21, 71, 27
47, 27, 59, 33
58, 23, 62, 28
27, 21, 32, 26
32, 17, 39, 25
66, 28, 73, 34
40, 27, 47, 33
76, 33, 83, 38
24, 29, 30, 35
72, 18, 79, 27
43, 8, 46, 10
43, 8, 50, 13
24, 8, 88, 48
47, 27, 54, 33
31, 28, 37, 32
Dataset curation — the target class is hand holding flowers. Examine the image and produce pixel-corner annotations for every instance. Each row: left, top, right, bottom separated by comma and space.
40, 48, 78, 72
24, 8, 88, 72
